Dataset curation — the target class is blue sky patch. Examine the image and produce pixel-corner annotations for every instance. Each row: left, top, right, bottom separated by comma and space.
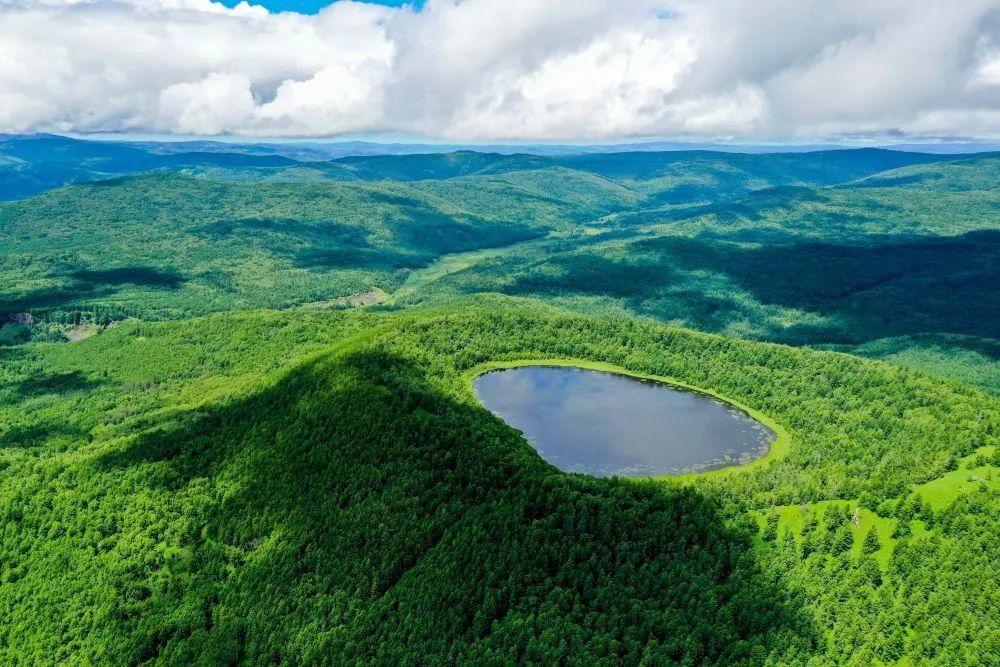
216, 0, 423, 14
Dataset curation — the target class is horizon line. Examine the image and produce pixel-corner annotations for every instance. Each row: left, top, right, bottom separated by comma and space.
7, 131, 998, 152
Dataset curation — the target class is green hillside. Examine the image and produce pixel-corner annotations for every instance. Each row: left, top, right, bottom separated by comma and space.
399, 156, 1000, 389
0, 173, 560, 324
2, 301, 996, 664
3, 151, 997, 394
414, 230, 999, 344
4, 151, 994, 330
1, 145, 998, 664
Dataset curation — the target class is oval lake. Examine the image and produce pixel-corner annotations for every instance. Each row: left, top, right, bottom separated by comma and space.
473, 366, 775, 477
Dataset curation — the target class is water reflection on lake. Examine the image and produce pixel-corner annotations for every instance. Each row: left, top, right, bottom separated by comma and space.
473, 366, 774, 477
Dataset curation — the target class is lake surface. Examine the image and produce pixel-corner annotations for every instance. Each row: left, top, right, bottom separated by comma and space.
473, 366, 775, 477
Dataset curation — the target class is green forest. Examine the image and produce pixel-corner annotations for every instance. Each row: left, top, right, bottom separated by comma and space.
1, 138, 998, 664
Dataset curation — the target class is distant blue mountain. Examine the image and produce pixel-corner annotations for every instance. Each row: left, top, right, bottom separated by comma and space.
1, 133, 995, 201
0, 135, 299, 199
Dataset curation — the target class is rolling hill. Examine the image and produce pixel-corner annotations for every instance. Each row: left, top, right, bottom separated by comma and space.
1, 301, 996, 664
1, 141, 998, 665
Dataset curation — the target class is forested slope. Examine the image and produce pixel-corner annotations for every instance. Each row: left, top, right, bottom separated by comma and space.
402, 156, 1000, 389
0, 173, 564, 324
1, 301, 997, 664
1, 143, 998, 663
3, 148, 997, 392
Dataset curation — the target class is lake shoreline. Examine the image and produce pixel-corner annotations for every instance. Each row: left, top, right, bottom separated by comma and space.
464, 357, 792, 480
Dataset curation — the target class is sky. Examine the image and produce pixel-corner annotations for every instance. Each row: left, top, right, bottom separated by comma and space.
216, 0, 423, 13
0, 0, 997, 143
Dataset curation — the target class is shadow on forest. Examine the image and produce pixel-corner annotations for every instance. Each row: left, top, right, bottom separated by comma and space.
641, 185, 834, 226
94, 346, 819, 663
503, 230, 1000, 345
200, 214, 538, 274
8, 370, 105, 399
69, 267, 185, 289
199, 217, 421, 271
294, 246, 425, 271
1, 418, 90, 450
0, 265, 186, 316
362, 191, 542, 257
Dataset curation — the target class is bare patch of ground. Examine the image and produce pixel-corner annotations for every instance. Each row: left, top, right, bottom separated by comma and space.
66, 324, 100, 342
302, 288, 386, 310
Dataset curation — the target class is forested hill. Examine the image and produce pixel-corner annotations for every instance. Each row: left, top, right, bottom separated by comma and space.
0, 135, 300, 200
392, 155, 1000, 392
1, 138, 999, 664
2, 142, 997, 390
1, 302, 997, 664
0, 134, 970, 200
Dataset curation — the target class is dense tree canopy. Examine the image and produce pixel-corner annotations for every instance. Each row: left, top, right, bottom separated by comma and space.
1, 144, 998, 664
1, 302, 996, 664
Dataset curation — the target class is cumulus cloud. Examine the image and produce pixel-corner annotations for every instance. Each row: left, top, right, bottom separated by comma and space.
0, 0, 997, 140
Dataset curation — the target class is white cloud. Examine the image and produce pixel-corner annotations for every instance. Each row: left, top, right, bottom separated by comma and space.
158, 73, 256, 134
0, 0, 996, 140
